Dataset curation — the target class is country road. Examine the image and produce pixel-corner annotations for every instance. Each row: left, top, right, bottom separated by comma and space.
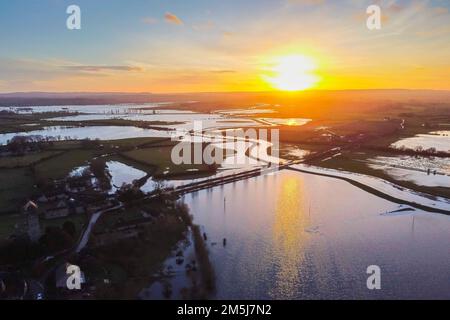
75, 204, 123, 253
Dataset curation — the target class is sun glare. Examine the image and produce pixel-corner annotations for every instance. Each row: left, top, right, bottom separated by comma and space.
265, 55, 319, 91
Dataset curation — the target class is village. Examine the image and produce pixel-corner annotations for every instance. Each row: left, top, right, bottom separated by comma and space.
0, 137, 188, 299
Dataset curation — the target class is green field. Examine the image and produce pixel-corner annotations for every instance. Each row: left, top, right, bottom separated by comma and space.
40, 137, 170, 151
0, 168, 37, 214
0, 112, 76, 134
0, 214, 22, 239
101, 137, 172, 149
122, 145, 216, 177
93, 207, 145, 234
0, 136, 210, 220
34, 149, 100, 180
41, 213, 88, 239
0, 151, 62, 169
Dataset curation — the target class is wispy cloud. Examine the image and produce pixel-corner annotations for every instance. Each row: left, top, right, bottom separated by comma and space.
164, 12, 184, 25
209, 70, 237, 74
62, 65, 143, 72
223, 31, 234, 38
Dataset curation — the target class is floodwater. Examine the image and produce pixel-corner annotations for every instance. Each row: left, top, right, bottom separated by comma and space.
0, 125, 173, 145
2, 104, 311, 145
0, 103, 175, 114
368, 156, 450, 188
216, 109, 276, 115
180, 170, 450, 299
259, 118, 311, 126
49, 113, 262, 131
139, 231, 201, 300
107, 161, 147, 192
392, 131, 450, 152
290, 164, 450, 212
50, 112, 219, 123
68, 161, 148, 194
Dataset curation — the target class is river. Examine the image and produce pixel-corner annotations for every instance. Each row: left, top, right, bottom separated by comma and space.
179, 170, 450, 299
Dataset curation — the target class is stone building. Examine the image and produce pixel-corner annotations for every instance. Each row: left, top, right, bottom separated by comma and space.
23, 201, 41, 242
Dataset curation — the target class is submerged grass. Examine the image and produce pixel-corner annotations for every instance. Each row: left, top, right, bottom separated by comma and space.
312, 151, 450, 200
190, 224, 216, 295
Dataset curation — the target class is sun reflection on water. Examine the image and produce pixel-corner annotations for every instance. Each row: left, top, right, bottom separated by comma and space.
270, 176, 311, 298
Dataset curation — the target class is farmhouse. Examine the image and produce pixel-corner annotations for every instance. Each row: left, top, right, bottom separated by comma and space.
43, 198, 86, 220
44, 200, 70, 220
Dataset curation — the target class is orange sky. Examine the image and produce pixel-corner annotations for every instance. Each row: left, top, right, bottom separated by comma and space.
1, 0, 450, 93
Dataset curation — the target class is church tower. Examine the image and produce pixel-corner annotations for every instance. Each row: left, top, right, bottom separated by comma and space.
23, 201, 41, 242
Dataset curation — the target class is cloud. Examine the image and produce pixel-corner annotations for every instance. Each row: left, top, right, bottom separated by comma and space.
209, 70, 237, 74
223, 31, 234, 38
164, 12, 184, 25
62, 65, 143, 73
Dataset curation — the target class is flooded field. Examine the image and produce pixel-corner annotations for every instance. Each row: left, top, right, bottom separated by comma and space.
50, 114, 262, 131
0, 103, 176, 114
259, 118, 311, 126
368, 156, 450, 188
290, 164, 450, 212
180, 170, 450, 299
107, 161, 148, 192
392, 131, 450, 152
0, 125, 173, 145
216, 108, 277, 115
139, 231, 200, 300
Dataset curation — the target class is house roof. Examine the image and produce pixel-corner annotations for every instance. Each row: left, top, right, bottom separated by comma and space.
23, 200, 38, 212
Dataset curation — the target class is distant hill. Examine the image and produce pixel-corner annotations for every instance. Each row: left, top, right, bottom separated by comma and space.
1, 90, 450, 115
0, 92, 181, 106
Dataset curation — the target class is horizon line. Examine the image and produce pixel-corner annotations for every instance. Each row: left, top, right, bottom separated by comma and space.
2, 88, 450, 96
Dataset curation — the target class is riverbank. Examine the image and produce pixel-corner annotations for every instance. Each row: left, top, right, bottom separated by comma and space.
289, 164, 450, 214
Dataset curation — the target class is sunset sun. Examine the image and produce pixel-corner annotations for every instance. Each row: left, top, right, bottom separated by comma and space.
265, 55, 319, 91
